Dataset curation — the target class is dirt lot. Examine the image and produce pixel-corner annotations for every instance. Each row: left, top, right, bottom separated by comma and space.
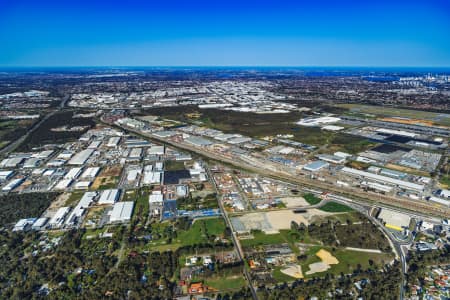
281, 264, 303, 279
316, 249, 339, 265
265, 209, 330, 230
91, 165, 122, 189
280, 197, 309, 208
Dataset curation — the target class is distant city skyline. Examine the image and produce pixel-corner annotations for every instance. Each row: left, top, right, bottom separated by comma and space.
1, 0, 449, 67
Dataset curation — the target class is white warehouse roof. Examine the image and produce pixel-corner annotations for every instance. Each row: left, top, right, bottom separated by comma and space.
64, 167, 83, 180
81, 167, 100, 179
341, 167, 424, 192
98, 189, 120, 205
109, 201, 134, 223
68, 149, 94, 165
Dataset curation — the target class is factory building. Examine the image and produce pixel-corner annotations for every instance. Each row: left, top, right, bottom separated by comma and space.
184, 136, 213, 147
74, 181, 92, 190
142, 165, 162, 185
23, 157, 41, 168
98, 189, 120, 205
64, 167, 83, 180
48, 207, 71, 229
107, 136, 121, 148
377, 209, 411, 231
2, 177, 25, 192
147, 145, 165, 156
0, 157, 24, 168
65, 191, 97, 227
54, 179, 73, 190
13, 218, 36, 232
316, 154, 346, 164
87, 140, 102, 149
109, 201, 134, 223
68, 149, 94, 165
0, 170, 14, 181
80, 167, 100, 179
341, 167, 425, 193
303, 160, 330, 172
31, 217, 49, 230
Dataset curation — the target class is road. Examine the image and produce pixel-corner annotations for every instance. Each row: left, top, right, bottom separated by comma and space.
0, 94, 71, 156
206, 165, 259, 300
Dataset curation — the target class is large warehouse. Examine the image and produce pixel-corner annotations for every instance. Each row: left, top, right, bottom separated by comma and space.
98, 189, 120, 205
341, 167, 425, 193
68, 149, 95, 165
109, 201, 134, 223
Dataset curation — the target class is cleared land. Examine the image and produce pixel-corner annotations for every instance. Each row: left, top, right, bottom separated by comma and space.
337, 103, 450, 126
0, 119, 35, 149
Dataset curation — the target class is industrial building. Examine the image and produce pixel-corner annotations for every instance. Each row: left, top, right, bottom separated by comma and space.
184, 136, 213, 147
13, 218, 36, 231
74, 181, 91, 190
68, 149, 94, 165
31, 217, 49, 230
88, 140, 102, 149
65, 191, 97, 227
54, 179, 73, 190
128, 147, 143, 161
316, 154, 346, 164
80, 167, 100, 179
341, 167, 425, 193
109, 201, 134, 223
0, 157, 24, 168
142, 165, 162, 185
0, 170, 14, 181
106, 136, 121, 147
147, 145, 165, 155
303, 160, 330, 172
48, 207, 71, 229
2, 177, 25, 192
377, 208, 411, 231
98, 189, 120, 205
23, 157, 41, 168
64, 167, 83, 180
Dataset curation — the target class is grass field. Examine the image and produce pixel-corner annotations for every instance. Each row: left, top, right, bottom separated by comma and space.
276, 246, 393, 281
316, 248, 392, 277
337, 104, 450, 126
205, 276, 246, 291
304, 193, 321, 205
272, 266, 300, 283
176, 218, 227, 246
240, 231, 287, 248
440, 175, 450, 188
64, 191, 84, 207
165, 160, 186, 171
0, 119, 34, 149
319, 202, 353, 212
144, 217, 228, 251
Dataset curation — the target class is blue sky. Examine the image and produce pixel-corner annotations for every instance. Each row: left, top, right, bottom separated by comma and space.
0, 0, 449, 67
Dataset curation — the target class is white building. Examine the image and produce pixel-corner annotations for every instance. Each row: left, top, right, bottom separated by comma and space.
109, 201, 134, 223
0, 170, 14, 181
98, 189, 120, 205
80, 167, 100, 179
64, 167, 83, 180
68, 149, 94, 165
2, 178, 25, 192
54, 179, 73, 190
65, 192, 97, 227
48, 207, 71, 229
